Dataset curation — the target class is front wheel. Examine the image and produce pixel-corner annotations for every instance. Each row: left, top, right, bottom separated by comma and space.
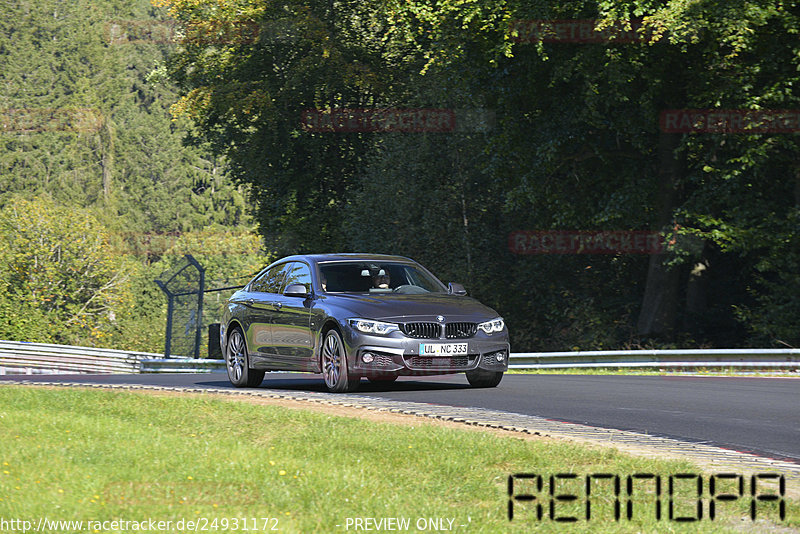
226, 327, 265, 388
466, 369, 503, 388
321, 329, 359, 393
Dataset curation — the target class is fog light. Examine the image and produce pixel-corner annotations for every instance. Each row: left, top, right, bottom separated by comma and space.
495, 351, 506, 362
362, 352, 375, 364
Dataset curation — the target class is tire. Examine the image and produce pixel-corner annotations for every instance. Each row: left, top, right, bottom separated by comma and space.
321, 329, 359, 393
226, 327, 265, 388
466, 369, 503, 388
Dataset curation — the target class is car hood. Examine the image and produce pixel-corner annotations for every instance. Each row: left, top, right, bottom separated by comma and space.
323, 293, 499, 322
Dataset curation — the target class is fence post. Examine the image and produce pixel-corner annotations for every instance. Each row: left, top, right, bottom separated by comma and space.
186, 255, 206, 359
155, 279, 173, 358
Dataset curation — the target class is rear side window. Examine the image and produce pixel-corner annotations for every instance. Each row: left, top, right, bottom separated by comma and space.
248, 269, 270, 293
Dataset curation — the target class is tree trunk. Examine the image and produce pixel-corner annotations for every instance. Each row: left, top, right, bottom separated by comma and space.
684, 243, 709, 332
100, 118, 114, 202
636, 132, 684, 338
454, 149, 472, 281
795, 163, 800, 207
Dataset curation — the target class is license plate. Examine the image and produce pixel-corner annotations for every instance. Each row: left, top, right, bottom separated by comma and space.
419, 343, 468, 356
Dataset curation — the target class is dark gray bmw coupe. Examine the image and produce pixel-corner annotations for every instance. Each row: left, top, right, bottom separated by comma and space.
221, 254, 509, 392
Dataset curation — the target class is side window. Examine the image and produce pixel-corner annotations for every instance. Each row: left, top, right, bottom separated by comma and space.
283, 262, 313, 292
252, 263, 292, 294
264, 263, 292, 294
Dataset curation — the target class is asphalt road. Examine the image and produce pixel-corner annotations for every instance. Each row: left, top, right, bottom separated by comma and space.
3, 372, 798, 463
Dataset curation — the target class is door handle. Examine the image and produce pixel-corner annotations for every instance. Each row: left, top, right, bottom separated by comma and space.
273, 302, 283, 309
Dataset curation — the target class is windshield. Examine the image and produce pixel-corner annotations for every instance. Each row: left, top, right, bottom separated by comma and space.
318, 261, 447, 294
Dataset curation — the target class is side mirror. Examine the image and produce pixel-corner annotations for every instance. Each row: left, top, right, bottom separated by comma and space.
284, 283, 309, 298
448, 282, 467, 296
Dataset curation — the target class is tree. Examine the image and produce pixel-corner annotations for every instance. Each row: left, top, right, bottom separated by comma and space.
158, 0, 800, 350
0, 0, 251, 235
0, 197, 129, 345
386, 0, 800, 346
157, 0, 416, 253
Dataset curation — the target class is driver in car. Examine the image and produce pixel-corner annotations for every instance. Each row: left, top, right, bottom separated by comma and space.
372, 269, 390, 290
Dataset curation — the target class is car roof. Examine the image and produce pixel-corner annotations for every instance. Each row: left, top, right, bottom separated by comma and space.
278, 253, 416, 265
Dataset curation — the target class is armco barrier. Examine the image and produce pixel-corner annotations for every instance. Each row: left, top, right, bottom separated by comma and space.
509, 348, 800, 369
0, 340, 224, 375
2, 341, 798, 375
139, 358, 225, 373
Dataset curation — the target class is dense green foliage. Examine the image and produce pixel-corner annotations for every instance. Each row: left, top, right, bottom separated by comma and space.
0, 197, 128, 345
0, 196, 265, 352
0, 0, 266, 351
0, 0, 250, 232
158, 0, 799, 350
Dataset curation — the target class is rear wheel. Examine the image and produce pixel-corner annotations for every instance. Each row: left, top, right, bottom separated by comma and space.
226, 327, 265, 388
466, 369, 503, 388
321, 329, 359, 392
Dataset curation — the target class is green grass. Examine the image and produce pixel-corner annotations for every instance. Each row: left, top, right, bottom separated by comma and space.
0, 386, 796, 533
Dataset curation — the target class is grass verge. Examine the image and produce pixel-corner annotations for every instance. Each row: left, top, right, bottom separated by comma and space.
0, 386, 796, 533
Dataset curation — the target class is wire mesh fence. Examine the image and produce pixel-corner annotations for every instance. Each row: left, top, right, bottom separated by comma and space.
155, 255, 205, 358
155, 255, 253, 358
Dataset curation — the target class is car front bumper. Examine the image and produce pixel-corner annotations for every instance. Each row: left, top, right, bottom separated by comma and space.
341, 327, 510, 376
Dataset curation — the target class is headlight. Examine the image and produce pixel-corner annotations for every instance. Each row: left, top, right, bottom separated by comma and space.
478, 317, 504, 334
348, 318, 399, 335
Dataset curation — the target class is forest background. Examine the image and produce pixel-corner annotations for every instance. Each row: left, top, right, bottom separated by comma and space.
1, 0, 798, 354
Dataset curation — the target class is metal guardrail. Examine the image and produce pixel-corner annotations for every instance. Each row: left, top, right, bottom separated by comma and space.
140, 359, 225, 373
2, 341, 799, 375
509, 348, 800, 369
0, 340, 151, 374
0, 340, 223, 375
